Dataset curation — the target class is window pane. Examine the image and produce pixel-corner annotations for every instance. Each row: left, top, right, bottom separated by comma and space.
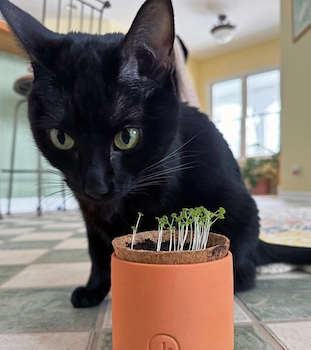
212, 79, 242, 158
246, 70, 280, 157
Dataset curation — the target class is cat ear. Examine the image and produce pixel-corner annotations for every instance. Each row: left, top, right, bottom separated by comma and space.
0, 0, 60, 67
120, 0, 175, 82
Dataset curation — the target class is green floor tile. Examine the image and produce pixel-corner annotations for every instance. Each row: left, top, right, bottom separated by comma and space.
98, 332, 112, 350
71, 232, 87, 238
0, 288, 99, 332
0, 266, 25, 284
237, 279, 311, 321
0, 241, 60, 250
35, 249, 89, 263
99, 329, 273, 350
235, 326, 274, 350
0, 235, 19, 241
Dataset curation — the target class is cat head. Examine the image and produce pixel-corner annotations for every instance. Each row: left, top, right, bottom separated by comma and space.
0, 0, 180, 207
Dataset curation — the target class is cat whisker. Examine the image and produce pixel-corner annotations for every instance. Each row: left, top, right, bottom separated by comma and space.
41, 189, 68, 200
66, 195, 78, 211
134, 181, 168, 190
41, 168, 64, 176
138, 162, 197, 184
141, 131, 205, 173
29, 188, 59, 200
44, 191, 73, 211
39, 180, 65, 184
132, 163, 197, 194
32, 182, 71, 197
140, 152, 197, 175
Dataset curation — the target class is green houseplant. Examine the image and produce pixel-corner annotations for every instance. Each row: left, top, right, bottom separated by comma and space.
242, 154, 278, 194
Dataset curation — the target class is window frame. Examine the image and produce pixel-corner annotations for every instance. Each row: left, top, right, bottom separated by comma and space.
208, 66, 280, 161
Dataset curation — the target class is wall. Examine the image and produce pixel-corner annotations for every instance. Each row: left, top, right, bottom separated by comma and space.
279, 1, 311, 194
0, 51, 32, 199
0, 51, 66, 213
187, 39, 280, 114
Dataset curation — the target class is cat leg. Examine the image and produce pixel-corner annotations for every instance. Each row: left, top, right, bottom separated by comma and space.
234, 258, 257, 292
71, 237, 113, 308
229, 228, 258, 292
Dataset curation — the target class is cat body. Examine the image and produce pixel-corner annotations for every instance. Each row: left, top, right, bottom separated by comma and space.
74, 102, 260, 306
1, 0, 310, 308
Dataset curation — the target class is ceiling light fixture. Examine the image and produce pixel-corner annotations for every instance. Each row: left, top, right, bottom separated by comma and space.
210, 14, 237, 44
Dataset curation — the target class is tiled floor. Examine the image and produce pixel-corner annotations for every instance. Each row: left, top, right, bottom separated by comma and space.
0, 197, 311, 349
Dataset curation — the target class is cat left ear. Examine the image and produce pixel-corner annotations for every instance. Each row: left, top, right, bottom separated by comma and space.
0, 0, 61, 67
120, 0, 175, 82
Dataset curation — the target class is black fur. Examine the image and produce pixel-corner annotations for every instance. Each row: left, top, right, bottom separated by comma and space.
1, 0, 310, 308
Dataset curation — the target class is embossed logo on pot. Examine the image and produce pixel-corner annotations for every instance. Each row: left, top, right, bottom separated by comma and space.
149, 334, 179, 350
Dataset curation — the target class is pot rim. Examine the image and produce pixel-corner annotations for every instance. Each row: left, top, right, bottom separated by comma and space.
111, 250, 232, 268
112, 231, 230, 265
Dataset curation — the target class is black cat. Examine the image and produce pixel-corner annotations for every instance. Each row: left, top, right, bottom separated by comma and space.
1, 0, 310, 308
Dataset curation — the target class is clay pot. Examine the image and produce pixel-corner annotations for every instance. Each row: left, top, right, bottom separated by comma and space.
251, 177, 271, 195
111, 231, 234, 350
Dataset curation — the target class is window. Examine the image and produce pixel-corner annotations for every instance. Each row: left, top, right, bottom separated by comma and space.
211, 69, 280, 159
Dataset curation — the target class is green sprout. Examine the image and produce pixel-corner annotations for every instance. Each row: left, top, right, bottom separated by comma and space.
130, 207, 225, 252
155, 215, 167, 252
130, 212, 144, 249
167, 213, 177, 251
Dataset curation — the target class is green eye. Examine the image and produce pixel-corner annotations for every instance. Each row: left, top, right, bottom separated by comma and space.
49, 129, 75, 151
114, 128, 140, 150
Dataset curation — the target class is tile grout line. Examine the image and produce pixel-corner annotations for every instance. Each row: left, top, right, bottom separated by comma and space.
234, 296, 286, 350
0, 237, 52, 289
89, 299, 111, 350
0, 328, 97, 335
0, 226, 85, 289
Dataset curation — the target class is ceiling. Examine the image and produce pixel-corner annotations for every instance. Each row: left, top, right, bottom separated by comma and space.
1, 0, 280, 59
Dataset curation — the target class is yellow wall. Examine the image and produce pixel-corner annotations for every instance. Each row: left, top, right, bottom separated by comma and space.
187, 39, 280, 114
279, 1, 311, 193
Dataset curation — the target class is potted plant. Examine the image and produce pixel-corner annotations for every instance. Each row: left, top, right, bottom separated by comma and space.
242, 155, 279, 195
111, 207, 234, 350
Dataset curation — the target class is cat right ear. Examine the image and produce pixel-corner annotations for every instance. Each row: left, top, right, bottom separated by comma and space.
0, 0, 60, 67
120, 0, 175, 84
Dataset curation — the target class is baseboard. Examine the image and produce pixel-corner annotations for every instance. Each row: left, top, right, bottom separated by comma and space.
0, 196, 78, 215
278, 190, 311, 202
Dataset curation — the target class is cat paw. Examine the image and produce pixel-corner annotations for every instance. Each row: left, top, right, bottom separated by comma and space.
256, 263, 296, 275
71, 286, 109, 308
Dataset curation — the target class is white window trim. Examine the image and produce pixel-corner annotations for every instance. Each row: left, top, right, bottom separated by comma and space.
208, 65, 280, 161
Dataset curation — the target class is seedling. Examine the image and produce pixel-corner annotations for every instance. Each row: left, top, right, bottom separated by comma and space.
130, 212, 144, 249
130, 206, 226, 251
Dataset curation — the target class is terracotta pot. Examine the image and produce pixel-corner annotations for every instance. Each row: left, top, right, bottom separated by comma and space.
111, 232, 234, 350
251, 177, 271, 195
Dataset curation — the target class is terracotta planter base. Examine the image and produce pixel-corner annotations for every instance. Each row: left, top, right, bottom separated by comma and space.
111, 251, 234, 350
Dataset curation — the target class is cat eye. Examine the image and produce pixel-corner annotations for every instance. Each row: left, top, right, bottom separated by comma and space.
114, 128, 140, 150
49, 129, 75, 151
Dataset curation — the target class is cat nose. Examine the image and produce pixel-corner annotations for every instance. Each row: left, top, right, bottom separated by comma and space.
84, 179, 110, 200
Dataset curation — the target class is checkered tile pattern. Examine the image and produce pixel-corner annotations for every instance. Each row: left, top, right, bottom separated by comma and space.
0, 198, 311, 349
